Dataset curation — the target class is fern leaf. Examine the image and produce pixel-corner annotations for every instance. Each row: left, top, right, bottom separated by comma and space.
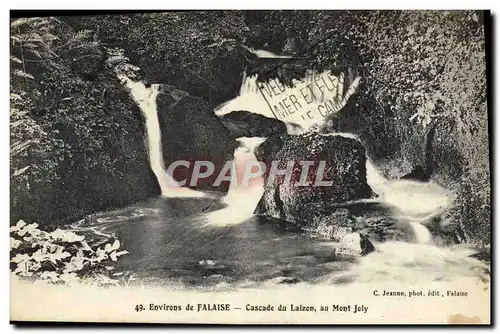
10, 55, 22, 63
25, 32, 44, 43
10, 140, 31, 156
13, 70, 34, 80
13, 165, 30, 177
10, 17, 41, 28
106, 55, 127, 65
10, 119, 23, 128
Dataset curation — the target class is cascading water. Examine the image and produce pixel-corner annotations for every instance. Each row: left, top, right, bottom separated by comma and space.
206, 137, 266, 226
76, 63, 490, 293
322, 131, 452, 244
213, 66, 445, 242
209, 63, 489, 284
314, 133, 489, 283
208, 56, 358, 225
117, 74, 206, 198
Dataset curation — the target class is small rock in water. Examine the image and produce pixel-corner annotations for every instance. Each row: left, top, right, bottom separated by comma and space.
279, 277, 299, 284
268, 276, 300, 285
470, 251, 491, 263
360, 234, 376, 255
336, 233, 375, 256
199, 260, 217, 266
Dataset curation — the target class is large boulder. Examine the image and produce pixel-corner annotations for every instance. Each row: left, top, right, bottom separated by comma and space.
156, 86, 237, 193
220, 110, 288, 138
254, 132, 375, 225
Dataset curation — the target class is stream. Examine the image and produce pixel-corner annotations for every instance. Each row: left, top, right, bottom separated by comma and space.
70, 69, 490, 291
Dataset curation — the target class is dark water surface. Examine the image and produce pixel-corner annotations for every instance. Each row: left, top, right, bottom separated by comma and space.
71, 191, 489, 290
78, 197, 356, 289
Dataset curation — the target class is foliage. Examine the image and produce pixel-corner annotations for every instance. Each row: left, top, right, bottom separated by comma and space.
10, 16, 159, 226
301, 10, 489, 246
10, 220, 132, 286
10, 11, 490, 247
449, 168, 491, 249
249, 10, 489, 247
65, 12, 257, 107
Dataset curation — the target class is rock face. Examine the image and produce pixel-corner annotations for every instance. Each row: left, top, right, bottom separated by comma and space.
10, 87, 161, 228
220, 110, 288, 138
156, 86, 237, 193
254, 132, 375, 225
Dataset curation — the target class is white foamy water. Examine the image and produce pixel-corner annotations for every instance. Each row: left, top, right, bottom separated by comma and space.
120, 56, 484, 286
323, 132, 453, 244
329, 241, 489, 284
117, 75, 206, 198
320, 134, 487, 284
365, 158, 453, 220
206, 137, 266, 226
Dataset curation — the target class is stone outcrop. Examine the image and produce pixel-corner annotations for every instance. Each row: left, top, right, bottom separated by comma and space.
156, 86, 237, 193
254, 132, 375, 226
335, 233, 376, 256
220, 110, 288, 138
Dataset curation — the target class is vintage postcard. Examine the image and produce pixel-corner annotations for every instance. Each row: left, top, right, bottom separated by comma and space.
9, 10, 491, 324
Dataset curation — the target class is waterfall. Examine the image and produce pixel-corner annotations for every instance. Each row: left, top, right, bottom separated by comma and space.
364, 158, 453, 221
303, 131, 453, 244
314, 137, 486, 284
212, 58, 449, 243
408, 222, 432, 244
323, 134, 452, 208
117, 74, 206, 198
222, 137, 266, 206
206, 137, 266, 226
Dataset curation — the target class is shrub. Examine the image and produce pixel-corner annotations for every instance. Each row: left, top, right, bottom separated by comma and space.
10, 219, 132, 286
449, 169, 491, 249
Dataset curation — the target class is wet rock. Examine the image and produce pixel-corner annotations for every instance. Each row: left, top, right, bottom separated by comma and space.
156, 87, 237, 193
278, 277, 300, 284
255, 215, 303, 233
335, 233, 375, 256
400, 165, 431, 182
470, 251, 490, 263
254, 132, 375, 224
424, 214, 463, 246
220, 110, 287, 138
268, 276, 300, 285
360, 234, 376, 255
